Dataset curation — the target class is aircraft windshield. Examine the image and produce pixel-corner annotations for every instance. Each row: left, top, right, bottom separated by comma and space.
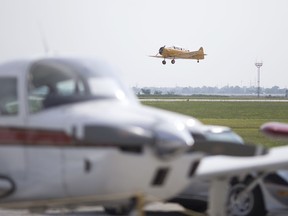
28, 59, 135, 113
88, 78, 127, 101
172, 46, 189, 51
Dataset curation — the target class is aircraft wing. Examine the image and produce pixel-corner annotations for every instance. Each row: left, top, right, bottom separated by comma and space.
148, 53, 198, 59
195, 145, 288, 180
149, 55, 177, 60
193, 145, 288, 216
149, 55, 164, 58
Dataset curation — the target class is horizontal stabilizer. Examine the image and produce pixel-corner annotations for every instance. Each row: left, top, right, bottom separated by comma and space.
190, 141, 267, 157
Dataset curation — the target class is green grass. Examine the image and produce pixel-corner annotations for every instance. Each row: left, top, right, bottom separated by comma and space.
142, 101, 288, 147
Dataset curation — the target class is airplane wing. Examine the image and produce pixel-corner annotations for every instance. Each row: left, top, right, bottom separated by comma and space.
195, 145, 288, 179
149, 55, 176, 60
148, 53, 199, 59
149, 55, 164, 58
193, 145, 288, 216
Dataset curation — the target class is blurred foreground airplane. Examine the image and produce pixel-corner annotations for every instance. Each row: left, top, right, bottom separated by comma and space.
150, 46, 206, 64
0, 57, 204, 215
0, 57, 288, 216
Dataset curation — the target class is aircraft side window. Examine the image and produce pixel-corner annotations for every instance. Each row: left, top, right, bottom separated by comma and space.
28, 85, 49, 113
56, 79, 85, 96
28, 61, 91, 111
0, 77, 18, 115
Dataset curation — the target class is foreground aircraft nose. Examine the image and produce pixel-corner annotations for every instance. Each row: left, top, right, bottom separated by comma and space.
83, 122, 193, 160
153, 123, 194, 160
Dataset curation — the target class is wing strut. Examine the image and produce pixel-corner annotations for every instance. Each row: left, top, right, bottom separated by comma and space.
208, 178, 230, 216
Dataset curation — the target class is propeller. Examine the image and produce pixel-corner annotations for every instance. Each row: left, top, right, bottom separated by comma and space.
158, 45, 166, 55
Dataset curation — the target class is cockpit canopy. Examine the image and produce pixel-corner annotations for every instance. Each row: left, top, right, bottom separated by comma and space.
0, 58, 138, 115
28, 58, 137, 112
171, 46, 189, 52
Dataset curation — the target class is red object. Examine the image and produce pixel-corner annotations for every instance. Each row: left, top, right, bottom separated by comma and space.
261, 122, 288, 138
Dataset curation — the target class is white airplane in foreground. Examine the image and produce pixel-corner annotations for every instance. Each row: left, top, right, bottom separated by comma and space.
0, 57, 205, 215
0, 56, 287, 216
150, 46, 206, 64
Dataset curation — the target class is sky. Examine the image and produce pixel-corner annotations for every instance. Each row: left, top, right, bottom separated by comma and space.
0, 0, 288, 88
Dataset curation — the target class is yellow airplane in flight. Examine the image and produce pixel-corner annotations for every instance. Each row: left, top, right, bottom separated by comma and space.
150, 46, 206, 64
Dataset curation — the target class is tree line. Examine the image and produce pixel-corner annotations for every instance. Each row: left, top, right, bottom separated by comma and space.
133, 85, 288, 97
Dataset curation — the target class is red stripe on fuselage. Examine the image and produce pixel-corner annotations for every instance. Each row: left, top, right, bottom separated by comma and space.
0, 127, 73, 146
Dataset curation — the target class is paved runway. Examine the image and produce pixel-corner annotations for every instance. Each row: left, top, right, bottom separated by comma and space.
0, 203, 287, 216
140, 99, 288, 102
0, 203, 188, 216
0, 204, 188, 216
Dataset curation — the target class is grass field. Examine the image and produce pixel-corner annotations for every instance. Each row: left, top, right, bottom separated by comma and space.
142, 100, 288, 147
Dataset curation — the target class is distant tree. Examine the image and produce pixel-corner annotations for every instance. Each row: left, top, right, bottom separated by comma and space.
132, 87, 140, 95
166, 91, 175, 96
154, 90, 162, 95
141, 88, 151, 95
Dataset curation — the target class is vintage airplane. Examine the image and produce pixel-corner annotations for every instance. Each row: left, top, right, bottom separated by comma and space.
150, 46, 206, 64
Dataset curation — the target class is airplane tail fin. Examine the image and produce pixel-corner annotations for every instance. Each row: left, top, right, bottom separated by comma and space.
199, 47, 207, 56
198, 47, 204, 53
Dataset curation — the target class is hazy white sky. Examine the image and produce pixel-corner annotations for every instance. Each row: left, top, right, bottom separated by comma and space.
0, 0, 288, 88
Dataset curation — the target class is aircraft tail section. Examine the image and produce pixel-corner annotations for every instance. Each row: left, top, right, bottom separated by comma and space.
198, 47, 204, 53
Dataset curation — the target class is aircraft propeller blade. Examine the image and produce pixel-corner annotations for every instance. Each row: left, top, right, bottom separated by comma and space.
159, 45, 166, 55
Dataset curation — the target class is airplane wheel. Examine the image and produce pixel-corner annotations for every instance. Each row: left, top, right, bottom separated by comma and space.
228, 176, 266, 216
104, 205, 132, 215
162, 60, 166, 65
171, 59, 175, 64
197, 60, 199, 63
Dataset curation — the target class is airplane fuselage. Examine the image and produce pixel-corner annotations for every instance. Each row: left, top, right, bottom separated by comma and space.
0, 58, 203, 211
161, 47, 205, 60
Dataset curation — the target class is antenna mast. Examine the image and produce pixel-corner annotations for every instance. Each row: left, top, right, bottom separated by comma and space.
38, 22, 50, 54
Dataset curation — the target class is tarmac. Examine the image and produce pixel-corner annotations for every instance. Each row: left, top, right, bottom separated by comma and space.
0, 202, 286, 216
139, 98, 288, 102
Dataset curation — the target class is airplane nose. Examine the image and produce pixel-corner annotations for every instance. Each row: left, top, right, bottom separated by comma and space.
83, 123, 194, 160
159, 46, 165, 55
153, 122, 194, 160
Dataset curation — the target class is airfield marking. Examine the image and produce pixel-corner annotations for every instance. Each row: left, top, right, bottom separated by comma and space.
140, 99, 288, 102
0, 205, 287, 216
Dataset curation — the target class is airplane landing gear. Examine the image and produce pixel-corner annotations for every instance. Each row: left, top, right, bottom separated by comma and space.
162, 60, 166, 65
171, 59, 175, 64
197, 60, 199, 63
104, 194, 144, 216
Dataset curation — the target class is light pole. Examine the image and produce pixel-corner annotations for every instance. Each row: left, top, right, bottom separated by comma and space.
255, 62, 263, 97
